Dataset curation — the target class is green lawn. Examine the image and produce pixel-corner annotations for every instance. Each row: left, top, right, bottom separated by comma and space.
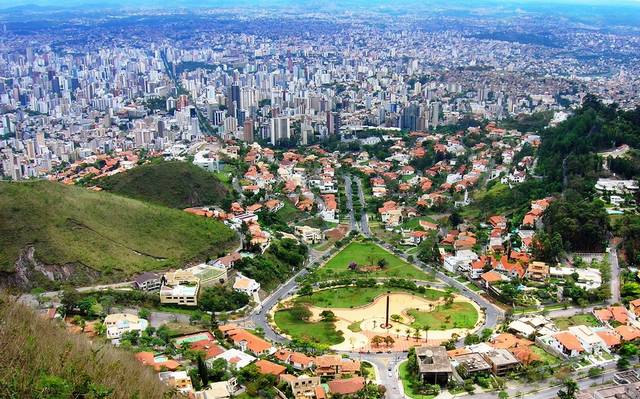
552, 314, 600, 330
399, 361, 435, 399
273, 309, 344, 345
348, 320, 362, 332
298, 286, 444, 308
531, 345, 561, 365
402, 216, 437, 231
316, 241, 433, 281
407, 302, 478, 330
275, 201, 303, 223
0, 181, 238, 285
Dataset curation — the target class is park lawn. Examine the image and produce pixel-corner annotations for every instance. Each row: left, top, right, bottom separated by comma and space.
318, 241, 433, 281
274, 309, 344, 345
298, 286, 444, 308
348, 321, 362, 332
408, 302, 478, 330
531, 345, 561, 365
399, 361, 435, 399
552, 314, 600, 330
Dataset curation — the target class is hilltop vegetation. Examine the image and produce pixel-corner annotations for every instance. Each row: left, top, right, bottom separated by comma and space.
0, 181, 237, 289
537, 95, 640, 199
98, 160, 231, 209
0, 294, 175, 399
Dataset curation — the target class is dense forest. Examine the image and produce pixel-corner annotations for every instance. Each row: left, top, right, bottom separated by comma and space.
531, 97, 640, 253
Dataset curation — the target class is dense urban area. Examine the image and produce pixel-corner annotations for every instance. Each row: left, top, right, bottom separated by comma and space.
2, 1, 640, 399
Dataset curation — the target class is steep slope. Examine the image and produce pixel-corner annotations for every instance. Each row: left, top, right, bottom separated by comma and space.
98, 160, 230, 208
0, 294, 176, 398
0, 180, 238, 289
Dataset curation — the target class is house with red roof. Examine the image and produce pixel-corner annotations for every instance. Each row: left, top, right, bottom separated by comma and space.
327, 377, 365, 396
255, 359, 286, 376
593, 306, 632, 326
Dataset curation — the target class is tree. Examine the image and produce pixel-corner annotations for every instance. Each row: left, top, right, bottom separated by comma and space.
384, 335, 395, 347
498, 391, 509, 399
320, 310, 336, 322
298, 284, 313, 296
138, 308, 151, 320
289, 305, 312, 321
371, 335, 384, 347
60, 289, 80, 315
557, 379, 578, 399
197, 354, 209, 388
449, 211, 463, 227
377, 258, 388, 269
588, 367, 603, 378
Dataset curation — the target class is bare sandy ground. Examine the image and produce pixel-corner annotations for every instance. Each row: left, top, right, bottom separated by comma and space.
303, 292, 484, 352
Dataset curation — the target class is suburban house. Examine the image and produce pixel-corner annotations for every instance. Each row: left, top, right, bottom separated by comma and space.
194, 378, 239, 399
104, 313, 149, 339
526, 261, 549, 281
415, 346, 453, 386
481, 349, 520, 376
133, 272, 162, 291
314, 355, 361, 378
160, 269, 200, 306
255, 359, 286, 376
158, 371, 193, 395
294, 225, 325, 244
280, 375, 321, 399
594, 306, 632, 326
220, 325, 276, 356
274, 349, 315, 370
326, 377, 365, 396
233, 273, 261, 297
136, 352, 180, 371
568, 325, 608, 354
541, 331, 584, 358
213, 252, 242, 270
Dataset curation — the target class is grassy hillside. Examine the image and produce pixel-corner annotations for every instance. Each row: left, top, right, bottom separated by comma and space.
0, 294, 176, 398
0, 181, 237, 286
98, 160, 230, 208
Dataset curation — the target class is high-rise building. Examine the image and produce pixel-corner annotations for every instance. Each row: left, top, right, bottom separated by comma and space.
326, 111, 341, 135
243, 118, 254, 143
400, 103, 419, 131
270, 117, 290, 145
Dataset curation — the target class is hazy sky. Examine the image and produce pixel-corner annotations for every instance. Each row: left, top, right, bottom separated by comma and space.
3, 0, 640, 6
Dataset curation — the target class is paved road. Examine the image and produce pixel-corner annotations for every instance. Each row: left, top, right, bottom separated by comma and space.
609, 238, 621, 304
355, 177, 371, 236
344, 175, 358, 232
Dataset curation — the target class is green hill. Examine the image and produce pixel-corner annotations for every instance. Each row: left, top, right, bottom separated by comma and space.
98, 160, 231, 208
0, 294, 176, 398
0, 180, 238, 289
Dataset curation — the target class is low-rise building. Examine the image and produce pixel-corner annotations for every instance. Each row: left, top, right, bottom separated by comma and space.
158, 371, 193, 395
104, 313, 149, 339
481, 349, 520, 376
233, 273, 260, 297
194, 378, 239, 399
314, 355, 361, 378
160, 270, 200, 306
133, 272, 162, 291
294, 225, 325, 244
415, 346, 453, 386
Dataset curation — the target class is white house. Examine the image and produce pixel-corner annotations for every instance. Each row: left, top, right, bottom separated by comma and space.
215, 348, 256, 369
568, 325, 608, 354
104, 313, 149, 339
233, 273, 261, 297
